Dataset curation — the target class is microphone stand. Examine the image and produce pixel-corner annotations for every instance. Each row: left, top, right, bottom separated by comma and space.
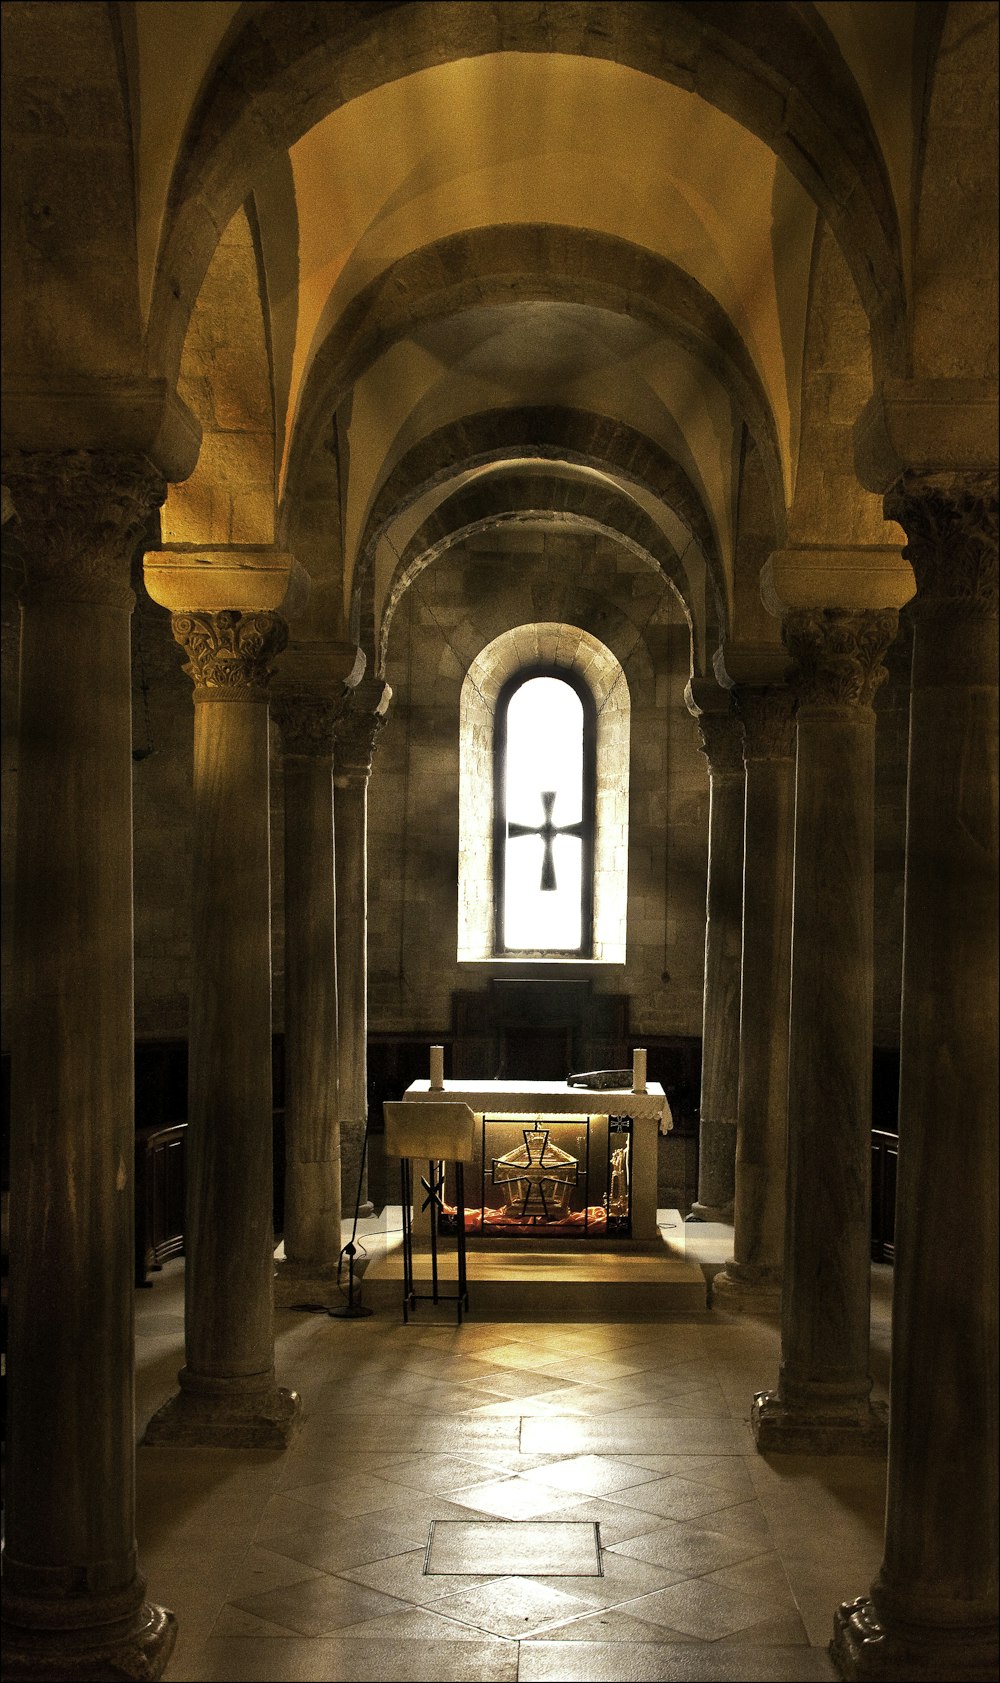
329, 1110, 374, 1319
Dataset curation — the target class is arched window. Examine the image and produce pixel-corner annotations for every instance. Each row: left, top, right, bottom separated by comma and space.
457, 622, 629, 965
494, 668, 596, 956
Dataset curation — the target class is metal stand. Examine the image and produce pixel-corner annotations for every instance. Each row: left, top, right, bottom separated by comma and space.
329, 1110, 374, 1320
400, 1157, 469, 1324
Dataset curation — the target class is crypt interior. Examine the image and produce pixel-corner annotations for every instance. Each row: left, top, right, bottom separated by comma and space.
0, 3, 997, 1681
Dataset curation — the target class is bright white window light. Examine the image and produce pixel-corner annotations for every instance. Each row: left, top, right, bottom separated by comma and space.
504, 676, 584, 950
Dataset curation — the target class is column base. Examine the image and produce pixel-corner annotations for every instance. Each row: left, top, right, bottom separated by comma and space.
274, 1259, 344, 1309
831, 1593, 999, 1681
1, 1592, 176, 1681
142, 1372, 301, 1449
711, 1263, 782, 1313
687, 1201, 734, 1223
752, 1389, 888, 1455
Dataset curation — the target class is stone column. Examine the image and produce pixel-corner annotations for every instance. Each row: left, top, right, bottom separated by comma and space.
712, 687, 796, 1313
753, 609, 897, 1454
143, 608, 300, 1448
833, 475, 998, 1680
272, 694, 342, 1280
690, 712, 744, 1221
1, 452, 177, 1679
334, 685, 390, 1216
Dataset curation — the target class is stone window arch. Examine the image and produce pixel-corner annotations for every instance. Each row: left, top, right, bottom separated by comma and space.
458, 624, 630, 963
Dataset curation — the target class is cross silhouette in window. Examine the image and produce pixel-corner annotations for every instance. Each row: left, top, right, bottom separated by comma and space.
507, 790, 584, 891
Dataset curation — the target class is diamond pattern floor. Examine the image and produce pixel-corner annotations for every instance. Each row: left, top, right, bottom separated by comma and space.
135, 1221, 893, 1681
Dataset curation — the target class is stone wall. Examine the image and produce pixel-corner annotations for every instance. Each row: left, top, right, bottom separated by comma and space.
367, 526, 710, 1042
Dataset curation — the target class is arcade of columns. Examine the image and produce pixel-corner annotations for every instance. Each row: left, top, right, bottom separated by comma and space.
1, 393, 997, 1683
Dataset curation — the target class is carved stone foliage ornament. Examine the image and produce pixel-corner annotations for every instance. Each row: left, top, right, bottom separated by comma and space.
696, 713, 744, 777
885, 470, 999, 619
784, 609, 897, 710
171, 610, 288, 698
334, 703, 387, 780
271, 694, 342, 757
1, 449, 165, 608
733, 686, 797, 762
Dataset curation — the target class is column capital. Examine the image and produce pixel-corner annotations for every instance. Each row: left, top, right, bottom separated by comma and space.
1, 449, 166, 608
334, 681, 393, 783
884, 471, 998, 621
170, 609, 288, 701
784, 609, 898, 711
696, 712, 744, 777
272, 693, 343, 758
733, 685, 796, 762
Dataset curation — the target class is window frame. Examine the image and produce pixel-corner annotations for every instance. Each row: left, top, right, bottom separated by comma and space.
492, 663, 598, 958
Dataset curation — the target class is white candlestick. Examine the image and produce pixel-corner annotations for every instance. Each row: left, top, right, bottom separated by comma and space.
632, 1047, 647, 1093
429, 1045, 445, 1089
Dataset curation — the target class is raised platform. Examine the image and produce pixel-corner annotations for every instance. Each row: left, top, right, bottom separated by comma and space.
359, 1209, 709, 1319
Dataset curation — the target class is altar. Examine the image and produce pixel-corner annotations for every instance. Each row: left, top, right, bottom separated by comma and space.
401, 1074, 669, 1242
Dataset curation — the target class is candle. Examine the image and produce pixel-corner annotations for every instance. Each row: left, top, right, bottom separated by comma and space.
429, 1044, 445, 1089
632, 1047, 647, 1093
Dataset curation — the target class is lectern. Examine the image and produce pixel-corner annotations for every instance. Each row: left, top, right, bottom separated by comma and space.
383, 1100, 477, 1323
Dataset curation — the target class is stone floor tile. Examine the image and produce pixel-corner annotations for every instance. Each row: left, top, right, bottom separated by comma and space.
427, 1575, 599, 1638
331, 1605, 505, 1642
603, 1474, 747, 1523
261, 1512, 428, 1574
279, 1470, 421, 1518
226, 1546, 325, 1601
444, 1476, 587, 1521
623, 1575, 785, 1640
230, 1573, 410, 1637
520, 1415, 754, 1457
169, 1635, 519, 1682
426, 1520, 601, 1576
550, 1494, 676, 1549
517, 1638, 837, 1681
531, 1603, 697, 1644
381, 1453, 511, 1493
339, 1548, 500, 1604
618, 1454, 756, 1495
520, 1454, 664, 1498
608, 1520, 771, 1576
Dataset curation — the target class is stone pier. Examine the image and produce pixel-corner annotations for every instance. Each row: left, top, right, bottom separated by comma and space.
334, 681, 391, 1217
711, 686, 795, 1313
689, 707, 744, 1222
142, 553, 305, 1448
832, 473, 998, 1679
753, 609, 896, 1454
2, 449, 179, 1680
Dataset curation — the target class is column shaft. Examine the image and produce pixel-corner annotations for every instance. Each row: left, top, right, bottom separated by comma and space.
712, 690, 795, 1312
335, 774, 369, 1211
833, 476, 998, 1679
144, 611, 299, 1448
691, 718, 744, 1220
754, 610, 895, 1454
2, 452, 176, 1679
278, 708, 342, 1274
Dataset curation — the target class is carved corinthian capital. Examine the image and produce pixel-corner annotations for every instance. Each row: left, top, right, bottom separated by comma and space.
784, 609, 897, 710
696, 713, 745, 777
334, 705, 388, 782
884, 471, 999, 619
1, 450, 166, 608
733, 686, 797, 762
271, 694, 342, 758
171, 610, 288, 699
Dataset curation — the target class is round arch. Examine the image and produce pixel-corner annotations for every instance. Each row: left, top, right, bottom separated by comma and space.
148, 1, 905, 381
281, 227, 785, 515
371, 472, 712, 676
